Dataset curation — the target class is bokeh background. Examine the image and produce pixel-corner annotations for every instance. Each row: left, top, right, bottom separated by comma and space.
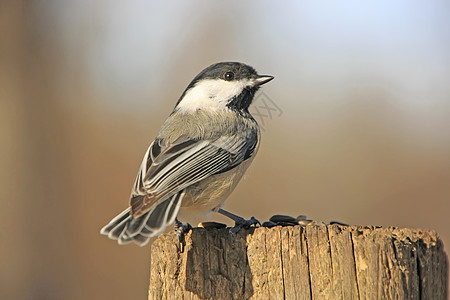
1, 1, 449, 299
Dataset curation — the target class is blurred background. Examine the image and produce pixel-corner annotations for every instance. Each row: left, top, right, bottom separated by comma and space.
1, 0, 449, 299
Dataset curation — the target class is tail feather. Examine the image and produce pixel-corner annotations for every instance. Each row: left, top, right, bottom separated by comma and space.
100, 208, 130, 236
117, 227, 132, 245
126, 210, 151, 236
139, 225, 153, 237
108, 218, 129, 240
100, 191, 184, 246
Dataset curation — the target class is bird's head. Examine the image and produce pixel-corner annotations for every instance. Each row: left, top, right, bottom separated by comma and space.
174, 62, 273, 113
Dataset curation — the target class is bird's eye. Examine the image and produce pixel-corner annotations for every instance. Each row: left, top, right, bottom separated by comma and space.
224, 72, 234, 81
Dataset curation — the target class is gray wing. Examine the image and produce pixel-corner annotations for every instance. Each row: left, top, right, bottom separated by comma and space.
130, 133, 257, 217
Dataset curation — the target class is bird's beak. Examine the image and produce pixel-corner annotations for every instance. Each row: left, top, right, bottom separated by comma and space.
253, 75, 274, 86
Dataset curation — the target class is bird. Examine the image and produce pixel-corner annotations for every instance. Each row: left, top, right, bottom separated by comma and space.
100, 62, 274, 248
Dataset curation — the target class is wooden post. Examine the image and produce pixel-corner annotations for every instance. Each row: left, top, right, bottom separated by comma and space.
149, 225, 448, 300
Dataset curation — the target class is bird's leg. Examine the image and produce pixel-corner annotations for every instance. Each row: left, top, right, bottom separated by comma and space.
216, 208, 261, 237
174, 217, 192, 253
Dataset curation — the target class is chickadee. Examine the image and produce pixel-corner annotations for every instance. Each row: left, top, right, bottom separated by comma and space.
100, 62, 274, 247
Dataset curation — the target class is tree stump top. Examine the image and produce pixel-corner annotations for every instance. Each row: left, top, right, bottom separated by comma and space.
149, 225, 448, 300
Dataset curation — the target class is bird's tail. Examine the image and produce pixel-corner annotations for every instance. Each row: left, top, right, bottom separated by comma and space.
100, 191, 184, 246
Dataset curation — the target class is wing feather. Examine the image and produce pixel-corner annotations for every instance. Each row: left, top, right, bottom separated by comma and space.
130, 133, 257, 216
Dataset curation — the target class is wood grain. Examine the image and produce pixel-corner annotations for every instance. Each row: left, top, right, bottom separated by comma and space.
149, 225, 448, 299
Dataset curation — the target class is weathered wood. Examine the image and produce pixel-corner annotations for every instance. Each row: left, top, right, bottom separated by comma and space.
149, 225, 448, 300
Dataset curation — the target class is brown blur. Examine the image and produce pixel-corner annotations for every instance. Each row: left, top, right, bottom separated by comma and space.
1, 1, 449, 299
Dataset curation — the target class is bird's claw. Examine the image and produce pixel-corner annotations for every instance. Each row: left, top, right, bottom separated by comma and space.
229, 216, 261, 239
175, 218, 192, 253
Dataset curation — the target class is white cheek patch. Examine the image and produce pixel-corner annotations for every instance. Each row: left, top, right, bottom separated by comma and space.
176, 79, 248, 113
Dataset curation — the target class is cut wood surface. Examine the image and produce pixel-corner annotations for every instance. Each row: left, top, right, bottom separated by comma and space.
149, 225, 448, 300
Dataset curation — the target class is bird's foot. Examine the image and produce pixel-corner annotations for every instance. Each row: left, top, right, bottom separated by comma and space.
174, 218, 192, 253
229, 216, 261, 238
215, 208, 261, 238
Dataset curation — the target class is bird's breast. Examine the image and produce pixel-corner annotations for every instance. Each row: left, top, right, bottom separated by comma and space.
179, 157, 255, 216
